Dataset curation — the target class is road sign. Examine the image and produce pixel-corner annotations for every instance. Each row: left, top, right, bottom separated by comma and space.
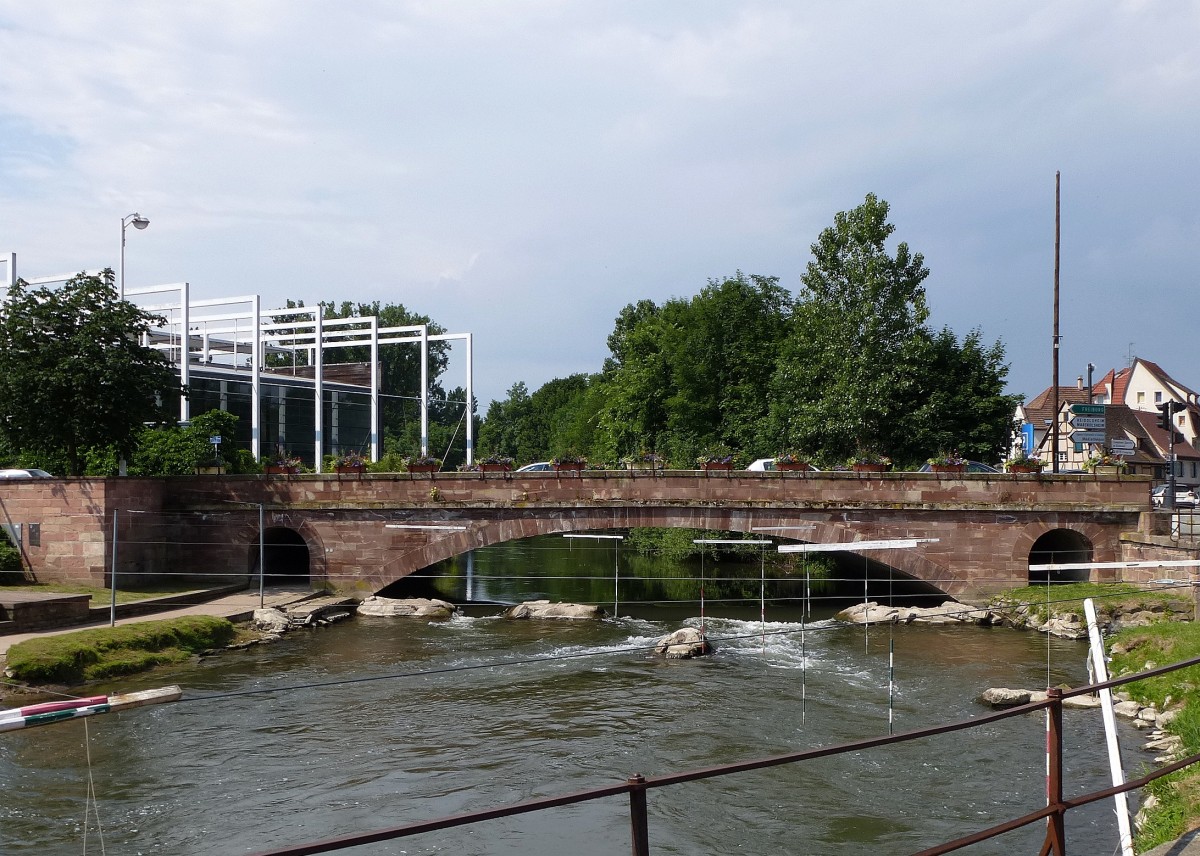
1070, 404, 1106, 415
1069, 415, 1106, 430
1071, 430, 1107, 444
1112, 448, 1135, 457
1110, 438, 1135, 451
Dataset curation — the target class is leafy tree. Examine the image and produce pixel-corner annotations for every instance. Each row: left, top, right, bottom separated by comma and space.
903, 327, 1019, 462
477, 375, 605, 465
665, 273, 790, 456
477, 382, 535, 460
0, 271, 180, 475
129, 409, 259, 475
764, 194, 1013, 465
594, 299, 676, 459
765, 194, 931, 460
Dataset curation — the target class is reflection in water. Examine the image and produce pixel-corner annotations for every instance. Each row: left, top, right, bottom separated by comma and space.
1, 536, 1140, 856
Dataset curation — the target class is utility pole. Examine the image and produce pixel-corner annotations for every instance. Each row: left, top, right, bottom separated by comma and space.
1051, 171, 1061, 474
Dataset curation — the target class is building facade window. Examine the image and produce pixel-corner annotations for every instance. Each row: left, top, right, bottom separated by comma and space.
1155, 391, 1163, 403
1137, 391, 1145, 404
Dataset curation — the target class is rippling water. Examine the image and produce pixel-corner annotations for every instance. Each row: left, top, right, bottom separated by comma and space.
1, 539, 1147, 855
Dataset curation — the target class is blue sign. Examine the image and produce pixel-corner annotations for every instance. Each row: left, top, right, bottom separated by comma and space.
1021, 423, 1035, 455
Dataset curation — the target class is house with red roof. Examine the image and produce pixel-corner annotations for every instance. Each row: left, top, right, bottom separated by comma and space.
1014, 358, 1200, 486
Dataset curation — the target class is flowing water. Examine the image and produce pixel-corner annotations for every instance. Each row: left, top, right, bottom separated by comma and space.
1, 536, 1147, 855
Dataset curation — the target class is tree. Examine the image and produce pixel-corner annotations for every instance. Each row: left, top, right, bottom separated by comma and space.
764, 194, 1015, 465
902, 327, 1019, 462
129, 409, 258, 475
765, 194, 931, 460
0, 271, 180, 475
665, 273, 790, 456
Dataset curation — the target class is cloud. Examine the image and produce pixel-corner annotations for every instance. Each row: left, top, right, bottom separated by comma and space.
1, 1, 1198, 407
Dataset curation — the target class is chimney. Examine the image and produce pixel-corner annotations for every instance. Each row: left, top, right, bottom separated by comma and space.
1076, 376, 1084, 390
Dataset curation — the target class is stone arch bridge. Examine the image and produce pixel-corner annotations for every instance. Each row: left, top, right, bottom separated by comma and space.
0, 470, 1152, 600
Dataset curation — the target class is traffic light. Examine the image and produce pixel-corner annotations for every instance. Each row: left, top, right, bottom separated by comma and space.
1159, 402, 1172, 431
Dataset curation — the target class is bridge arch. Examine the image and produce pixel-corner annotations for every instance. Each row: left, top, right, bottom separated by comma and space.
368, 509, 969, 598
1026, 528, 1094, 584
241, 517, 327, 585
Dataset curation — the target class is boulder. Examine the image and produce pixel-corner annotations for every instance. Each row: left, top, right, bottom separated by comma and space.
356, 596, 458, 619
655, 627, 715, 659
980, 687, 1033, 707
501, 600, 606, 620
1113, 700, 1144, 719
837, 601, 1000, 626
252, 607, 290, 633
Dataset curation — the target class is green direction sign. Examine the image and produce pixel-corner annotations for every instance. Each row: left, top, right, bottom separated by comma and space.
1070, 404, 1106, 415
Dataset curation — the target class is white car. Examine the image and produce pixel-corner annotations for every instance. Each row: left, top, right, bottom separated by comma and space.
746, 458, 821, 472
0, 468, 53, 479
515, 461, 553, 472
1151, 485, 1199, 508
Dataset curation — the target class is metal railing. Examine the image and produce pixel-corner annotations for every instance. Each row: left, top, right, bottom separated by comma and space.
244, 655, 1200, 856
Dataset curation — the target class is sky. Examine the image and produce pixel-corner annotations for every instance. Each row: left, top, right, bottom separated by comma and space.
2, 1, 1198, 412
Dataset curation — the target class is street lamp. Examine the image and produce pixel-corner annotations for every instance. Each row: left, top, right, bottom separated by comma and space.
119, 212, 150, 300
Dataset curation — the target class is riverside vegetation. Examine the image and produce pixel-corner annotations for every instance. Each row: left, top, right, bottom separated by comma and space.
989, 582, 1200, 851
4, 616, 236, 686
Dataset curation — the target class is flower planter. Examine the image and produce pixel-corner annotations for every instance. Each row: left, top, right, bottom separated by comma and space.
776, 462, 811, 472
407, 464, 438, 474
700, 461, 733, 473
264, 465, 299, 475
852, 463, 887, 473
1092, 465, 1123, 475
479, 463, 513, 473
553, 462, 585, 474
1006, 465, 1041, 474
335, 464, 366, 476
930, 464, 965, 474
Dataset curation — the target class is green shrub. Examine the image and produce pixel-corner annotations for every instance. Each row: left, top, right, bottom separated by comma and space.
0, 533, 23, 581
5, 615, 235, 684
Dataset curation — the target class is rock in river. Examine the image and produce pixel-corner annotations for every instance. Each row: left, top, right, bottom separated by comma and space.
501, 600, 606, 620
655, 627, 715, 659
356, 596, 459, 619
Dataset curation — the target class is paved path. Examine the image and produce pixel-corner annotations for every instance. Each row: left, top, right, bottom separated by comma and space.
0, 587, 317, 659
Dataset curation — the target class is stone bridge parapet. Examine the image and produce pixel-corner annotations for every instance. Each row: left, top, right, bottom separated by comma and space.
0, 471, 1151, 600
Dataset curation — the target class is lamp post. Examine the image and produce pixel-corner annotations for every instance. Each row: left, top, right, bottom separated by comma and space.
119, 212, 150, 300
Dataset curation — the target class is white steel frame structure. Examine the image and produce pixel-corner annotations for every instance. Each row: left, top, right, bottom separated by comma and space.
1, 253, 476, 472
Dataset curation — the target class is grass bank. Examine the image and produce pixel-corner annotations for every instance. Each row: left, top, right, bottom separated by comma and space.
4, 615, 236, 685
991, 581, 1200, 851
1107, 621, 1200, 851
990, 581, 1191, 626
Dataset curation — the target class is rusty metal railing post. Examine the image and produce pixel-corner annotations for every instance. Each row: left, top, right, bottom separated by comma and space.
628, 773, 649, 856
1042, 688, 1066, 856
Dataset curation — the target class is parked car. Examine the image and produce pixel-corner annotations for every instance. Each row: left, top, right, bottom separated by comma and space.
0, 468, 52, 479
915, 461, 1001, 474
746, 458, 821, 472
1151, 485, 1199, 508
515, 461, 553, 472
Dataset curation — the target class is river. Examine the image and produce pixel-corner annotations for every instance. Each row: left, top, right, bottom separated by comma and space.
1, 534, 1145, 855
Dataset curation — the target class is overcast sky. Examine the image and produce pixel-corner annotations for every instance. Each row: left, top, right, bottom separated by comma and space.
2, 2, 1197, 412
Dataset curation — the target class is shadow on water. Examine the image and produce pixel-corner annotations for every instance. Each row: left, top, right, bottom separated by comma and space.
382, 532, 948, 615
